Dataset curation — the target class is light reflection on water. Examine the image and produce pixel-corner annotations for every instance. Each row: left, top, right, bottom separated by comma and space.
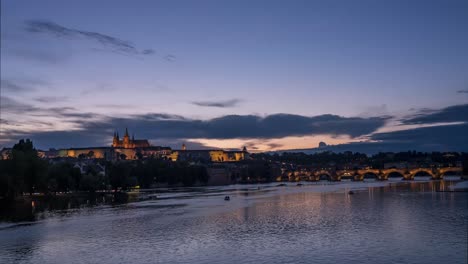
0, 179, 467, 264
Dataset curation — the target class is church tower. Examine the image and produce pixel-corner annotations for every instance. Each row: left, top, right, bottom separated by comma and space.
112, 131, 120, 147
123, 128, 130, 148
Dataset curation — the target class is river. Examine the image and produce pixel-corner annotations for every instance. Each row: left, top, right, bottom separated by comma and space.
1, 178, 467, 264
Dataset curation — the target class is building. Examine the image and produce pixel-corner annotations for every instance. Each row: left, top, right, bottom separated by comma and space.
169, 145, 249, 162
112, 128, 150, 148
40, 128, 249, 162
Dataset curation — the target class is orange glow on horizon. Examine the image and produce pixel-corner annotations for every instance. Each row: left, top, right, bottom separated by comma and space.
188, 134, 362, 152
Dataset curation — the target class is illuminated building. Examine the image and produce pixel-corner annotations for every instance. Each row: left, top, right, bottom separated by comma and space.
37, 129, 249, 162
112, 128, 150, 148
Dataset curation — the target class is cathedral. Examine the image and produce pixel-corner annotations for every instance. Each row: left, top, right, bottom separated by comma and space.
112, 128, 150, 148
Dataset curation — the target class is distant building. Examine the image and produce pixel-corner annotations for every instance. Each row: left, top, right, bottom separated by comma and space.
37, 128, 249, 162
169, 144, 249, 162
318, 141, 327, 148
112, 128, 150, 148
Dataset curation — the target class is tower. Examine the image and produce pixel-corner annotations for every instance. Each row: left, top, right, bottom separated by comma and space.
182, 143, 187, 151
123, 128, 130, 148
112, 131, 119, 147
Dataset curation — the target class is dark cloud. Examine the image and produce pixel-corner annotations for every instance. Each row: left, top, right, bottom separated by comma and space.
132, 113, 187, 121
1, 96, 95, 120
34, 96, 68, 103
1, 112, 387, 149
1, 96, 38, 113
456, 90, 468, 94
266, 143, 284, 150
192, 99, 242, 108
25, 20, 154, 56
402, 104, 468, 124
1, 79, 35, 93
0, 119, 11, 125
164, 54, 176, 61
295, 123, 468, 154
142, 49, 155, 55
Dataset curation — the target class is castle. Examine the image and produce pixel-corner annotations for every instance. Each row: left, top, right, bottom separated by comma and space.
112, 128, 150, 148
6, 128, 248, 162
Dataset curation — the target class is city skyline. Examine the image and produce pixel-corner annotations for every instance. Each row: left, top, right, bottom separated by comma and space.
1, 0, 468, 152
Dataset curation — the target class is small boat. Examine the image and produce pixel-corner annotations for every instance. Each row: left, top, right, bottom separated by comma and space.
224, 196, 230, 201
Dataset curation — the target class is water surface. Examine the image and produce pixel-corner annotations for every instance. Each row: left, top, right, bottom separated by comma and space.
1, 179, 467, 264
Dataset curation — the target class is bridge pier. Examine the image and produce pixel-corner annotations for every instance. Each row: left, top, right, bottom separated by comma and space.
403, 174, 414, 180
352, 174, 364, 181
309, 175, 320, 181
329, 175, 341, 181
376, 174, 388, 181
431, 174, 443, 180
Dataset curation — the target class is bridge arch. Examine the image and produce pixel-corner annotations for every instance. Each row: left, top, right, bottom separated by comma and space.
385, 170, 405, 179
361, 172, 376, 179
411, 169, 434, 177
317, 173, 332, 181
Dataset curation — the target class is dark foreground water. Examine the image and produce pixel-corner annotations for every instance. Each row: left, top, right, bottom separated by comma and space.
1, 179, 467, 264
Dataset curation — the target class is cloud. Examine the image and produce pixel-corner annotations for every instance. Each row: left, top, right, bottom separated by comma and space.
1, 79, 35, 93
402, 104, 468, 125
192, 99, 242, 108
456, 90, 468, 94
1, 111, 388, 149
306, 123, 468, 154
164, 54, 176, 61
25, 20, 154, 56
266, 143, 284, 150
142, 49, 155, 55
1, 96, 38, 113
34, 96, 68, 103
1, 96, 95, 120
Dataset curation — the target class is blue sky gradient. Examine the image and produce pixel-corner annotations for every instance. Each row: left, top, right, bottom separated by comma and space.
1, 0, 467, 152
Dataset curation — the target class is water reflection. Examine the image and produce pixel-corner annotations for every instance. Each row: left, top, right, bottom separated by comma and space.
0, 180, 467, 264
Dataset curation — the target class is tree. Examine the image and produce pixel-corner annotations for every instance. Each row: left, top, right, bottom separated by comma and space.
10, 139, 48, 195
108, 162, 132, 190
135, 152, 143, 160
87, 151, 95, 159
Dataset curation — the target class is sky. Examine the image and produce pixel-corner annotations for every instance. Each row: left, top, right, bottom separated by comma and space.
1, 0, 468, 153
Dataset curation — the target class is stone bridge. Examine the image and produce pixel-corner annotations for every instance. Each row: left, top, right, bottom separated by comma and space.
280, 167, 463, 182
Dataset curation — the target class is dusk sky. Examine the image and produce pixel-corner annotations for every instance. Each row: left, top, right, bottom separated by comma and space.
1, 0, 468, 152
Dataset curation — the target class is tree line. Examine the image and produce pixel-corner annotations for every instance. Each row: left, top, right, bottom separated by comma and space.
252, 151, 468, 169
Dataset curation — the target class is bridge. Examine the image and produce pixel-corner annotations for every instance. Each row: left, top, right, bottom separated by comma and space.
279, 167, 464, 182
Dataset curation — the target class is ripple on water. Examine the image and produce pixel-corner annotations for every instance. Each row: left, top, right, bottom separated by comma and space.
0, 180, 467, 264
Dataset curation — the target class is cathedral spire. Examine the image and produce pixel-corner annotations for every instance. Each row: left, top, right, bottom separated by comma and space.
125, 127, 129, 137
